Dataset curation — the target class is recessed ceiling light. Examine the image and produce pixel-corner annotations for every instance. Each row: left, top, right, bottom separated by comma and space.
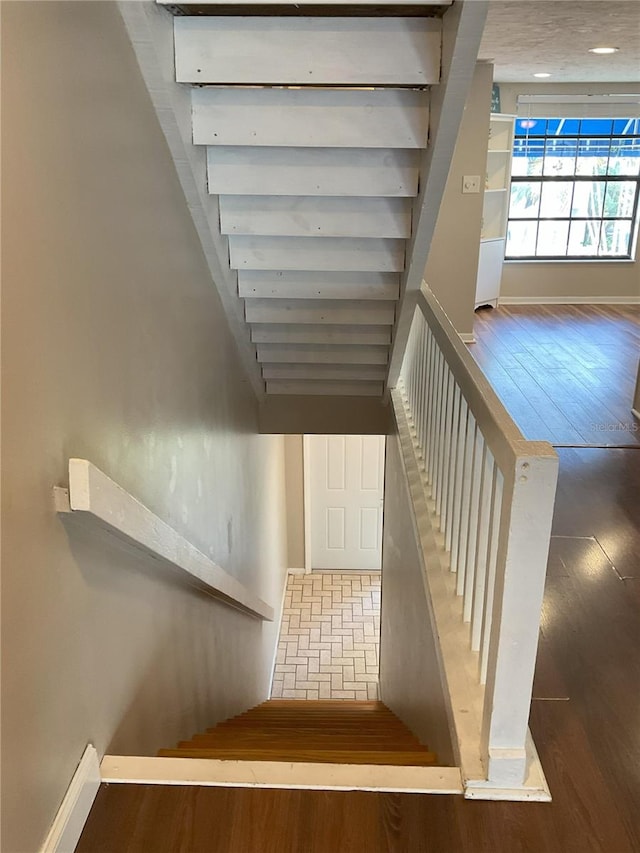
533, 72, 552, 78
589, 46, 620, 54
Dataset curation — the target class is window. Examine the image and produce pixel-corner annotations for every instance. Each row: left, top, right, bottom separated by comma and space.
506, 118, 640, 260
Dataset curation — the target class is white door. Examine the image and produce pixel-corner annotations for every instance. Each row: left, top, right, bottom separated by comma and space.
307, 434, 385, 571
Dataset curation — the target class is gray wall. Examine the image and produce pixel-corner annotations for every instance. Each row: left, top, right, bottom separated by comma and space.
423, 62, 494, 336
1, 3, 288, 851
379, 431, 454, 766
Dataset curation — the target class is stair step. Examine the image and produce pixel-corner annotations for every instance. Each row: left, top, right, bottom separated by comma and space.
192, 87, 429, 149
256, 344, 389, 366
222, 196, 412, 240
160, 701, 437, 767
245, 298, 397, 325
189, 730, 423, 742
178, 732, 425, 752
158, 748, 437, 765
174, 16, 440, 87
207, 147, 420, 199
230, 236, 405, 273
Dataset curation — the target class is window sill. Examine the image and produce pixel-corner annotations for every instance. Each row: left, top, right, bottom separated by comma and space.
504, 258, 637, 265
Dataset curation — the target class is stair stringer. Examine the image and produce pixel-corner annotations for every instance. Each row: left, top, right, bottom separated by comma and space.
118, 0, 265, 399
387, 0, 490, 389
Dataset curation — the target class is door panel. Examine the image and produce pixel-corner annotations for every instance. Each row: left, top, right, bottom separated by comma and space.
308, 434, 385, 570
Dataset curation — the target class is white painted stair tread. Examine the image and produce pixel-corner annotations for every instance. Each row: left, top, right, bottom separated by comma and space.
220, 196, 412, 239
250, 324, 392, 345
175, 17, 441, 86
262, 364, 387, 381
229, 236, 405, 272
245, 298, 396, 325
239, 271, 400, 301
207, 147, 420, 197
256, 344, 389, 364
266, 380, 384, 396
192, 88, 429, 149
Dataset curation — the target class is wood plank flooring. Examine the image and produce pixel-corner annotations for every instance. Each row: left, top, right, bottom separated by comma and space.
77, 306, 640, 852
470, 304, 640, 446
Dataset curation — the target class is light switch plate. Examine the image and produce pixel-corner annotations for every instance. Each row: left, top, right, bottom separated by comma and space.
462, 175, 481, 194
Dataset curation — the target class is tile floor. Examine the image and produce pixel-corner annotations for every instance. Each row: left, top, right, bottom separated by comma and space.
271, 572, 381, 700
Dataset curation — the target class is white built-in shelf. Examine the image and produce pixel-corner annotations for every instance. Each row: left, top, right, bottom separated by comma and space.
476, 113, 515, 309
55, 459, 274, 621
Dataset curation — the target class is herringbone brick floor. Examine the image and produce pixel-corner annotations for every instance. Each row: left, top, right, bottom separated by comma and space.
271, 572, 381, 700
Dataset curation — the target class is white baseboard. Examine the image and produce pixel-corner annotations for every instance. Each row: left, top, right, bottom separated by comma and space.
287, 567, 307, 575
632, 408, 640, 420
464, 729, 551, 803
459, 333, 476, 344
499, 295, 640, 305
268, 569, 293, 695
40, 745, 101, 853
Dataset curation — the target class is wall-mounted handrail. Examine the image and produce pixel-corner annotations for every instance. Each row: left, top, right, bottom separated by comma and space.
395, 283, 558, 795
55, 459, 274, 621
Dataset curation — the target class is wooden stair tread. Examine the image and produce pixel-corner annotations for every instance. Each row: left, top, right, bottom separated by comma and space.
179, 735, 425, 751
160, 700, 438, 767
195, 729, 421, 740
216, 716, 404, 731
158, 748, 438, 766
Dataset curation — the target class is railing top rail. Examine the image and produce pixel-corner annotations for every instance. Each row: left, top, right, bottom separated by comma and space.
413, 283, 557, 474
55, 459, 274, 621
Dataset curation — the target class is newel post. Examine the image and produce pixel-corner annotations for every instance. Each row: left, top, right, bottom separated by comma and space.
480, 441, 559, 788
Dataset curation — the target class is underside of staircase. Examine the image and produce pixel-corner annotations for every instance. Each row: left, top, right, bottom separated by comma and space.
159, 700, 439, 766
120, 0, 486, 410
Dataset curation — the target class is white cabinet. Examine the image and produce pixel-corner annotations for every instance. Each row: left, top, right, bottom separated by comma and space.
475, 113, 515, 309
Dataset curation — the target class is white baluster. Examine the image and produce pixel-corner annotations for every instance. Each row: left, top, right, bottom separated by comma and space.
439, 368, 455, 531
450, 397, 469, 574
456, 410, 476, 596
479, 468, 503, 684
445, 384, 462, 553
471, 449, 496, 651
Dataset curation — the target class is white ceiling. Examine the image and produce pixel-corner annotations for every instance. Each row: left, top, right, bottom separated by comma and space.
479, 0, 640, 83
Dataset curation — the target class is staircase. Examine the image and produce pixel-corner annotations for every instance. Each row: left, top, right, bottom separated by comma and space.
118, 0, 484, 403
171, 10, 441, 399
159, 700, 438, 766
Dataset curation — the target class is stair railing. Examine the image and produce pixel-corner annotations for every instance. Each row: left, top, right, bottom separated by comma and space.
392, 283, 558, 794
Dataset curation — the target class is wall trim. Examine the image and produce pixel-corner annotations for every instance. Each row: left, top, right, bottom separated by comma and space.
39, 745, 100, 853
268, 569, 297, 694
499, 296, 640, 305
303, 435, 312, 573
101, 754, 463, 795
465, 730, 551, 802
459, 333, 476, 343
117, 2, 265, 400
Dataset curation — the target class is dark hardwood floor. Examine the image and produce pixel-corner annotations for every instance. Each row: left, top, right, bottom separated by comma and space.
470, 304, 640, 447
77, 306, 640, 853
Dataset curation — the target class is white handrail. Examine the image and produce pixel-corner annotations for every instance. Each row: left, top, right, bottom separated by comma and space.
55, 459, 274, 621
395, 283, 558, 796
